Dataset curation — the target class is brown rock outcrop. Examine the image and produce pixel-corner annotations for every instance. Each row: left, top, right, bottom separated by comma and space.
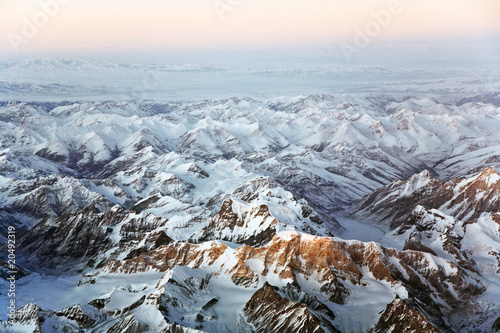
371, 297, 440, 333
240, 282, 326, 333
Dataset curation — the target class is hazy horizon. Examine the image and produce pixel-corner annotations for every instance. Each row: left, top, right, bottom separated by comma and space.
2, 1, 500, 101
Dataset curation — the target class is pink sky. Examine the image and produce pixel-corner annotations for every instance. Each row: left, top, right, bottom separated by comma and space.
1, 0, 499, 55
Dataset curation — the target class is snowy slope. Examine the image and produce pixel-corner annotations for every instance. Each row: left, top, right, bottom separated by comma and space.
351, 167, 500, 228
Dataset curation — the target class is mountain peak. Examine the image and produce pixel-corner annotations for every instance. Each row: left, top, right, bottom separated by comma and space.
407, 169, 435, 182
460, 166, 500, 190
477, 166, 500, 182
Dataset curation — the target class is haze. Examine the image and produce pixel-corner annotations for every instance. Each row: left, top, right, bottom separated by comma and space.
1, 0, 499, 57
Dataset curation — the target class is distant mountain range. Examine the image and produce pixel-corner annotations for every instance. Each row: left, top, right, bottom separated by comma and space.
1, 57, 499, 101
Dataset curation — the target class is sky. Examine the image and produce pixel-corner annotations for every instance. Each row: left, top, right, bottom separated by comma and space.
1, 0, 500, 58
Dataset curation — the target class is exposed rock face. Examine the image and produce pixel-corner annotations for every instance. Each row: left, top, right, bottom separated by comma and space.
371, 297, 440, 333
278, 283, 339, 332
106, 314, 149, 333
56, 304, 96, 328
239, 282, 326, 333
124, 231, 174, 260
187, 163, 210, 179
197, 199, 279, 246
493, 317, 500, 332
350, 169, 446, 228
372, 202, 500, 332
17, 205, 125, 268
3, 302, 99, 332
11, 303, 43, 332
160, 323, 207, 333
17, 205, 169, 268
101, 241, 228, 275
231, 177, 331, 233
100, 232, 483, 332
0, 175, 128, 228
446, 167, 500, 219
352, 167, 500, 228
104, 232, 481, 294
193, 177, 332, 246
89, 297, 110, 310
391, 205, 500, 277
398, 206, 471, 266
147, 269, 224, 331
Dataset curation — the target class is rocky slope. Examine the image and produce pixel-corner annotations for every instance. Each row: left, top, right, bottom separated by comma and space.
8, 228, 489, 332
351, 167, 500, 228
239, 282, 329, 333
371, 297, 440, 333
55, 231, 482, 332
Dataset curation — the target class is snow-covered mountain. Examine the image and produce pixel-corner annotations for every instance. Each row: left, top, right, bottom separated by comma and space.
2, 92, 500, 332
351, 167, 500, 228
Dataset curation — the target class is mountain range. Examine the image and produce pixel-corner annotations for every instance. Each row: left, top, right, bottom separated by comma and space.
1, 92, 500, 332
